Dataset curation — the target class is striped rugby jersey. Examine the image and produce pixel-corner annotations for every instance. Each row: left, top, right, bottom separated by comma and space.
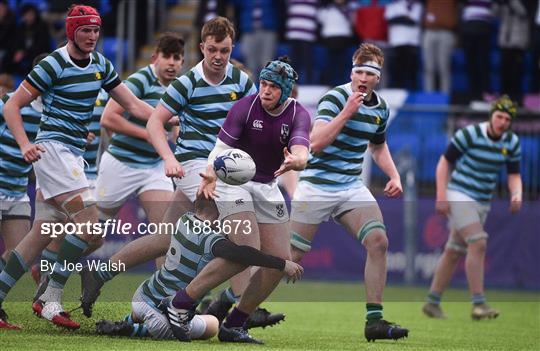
448, 122, 521, 202
84, 89, 108, 179
159, 61, 256, 162
107, 65, 166, 168
299, 83, 389, 191
138, 213, 226, 308
27, 46, 118, 155
0, 94, 42, 198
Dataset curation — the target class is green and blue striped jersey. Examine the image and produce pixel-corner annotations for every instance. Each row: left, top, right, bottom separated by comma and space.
107, 65, 165, 168
139, 213, 226, 308
84, 89, 108, 179
0, 94, 42, 198
27, 46, 118, 155
159, 61, 256, 162
299, 84, 389, 191
448, 122, 521, 202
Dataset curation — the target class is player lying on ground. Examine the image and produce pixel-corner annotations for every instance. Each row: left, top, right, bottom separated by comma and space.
95, 197, 302, 341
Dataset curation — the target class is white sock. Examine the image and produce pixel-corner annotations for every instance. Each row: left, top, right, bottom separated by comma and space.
40, 285, 63, 303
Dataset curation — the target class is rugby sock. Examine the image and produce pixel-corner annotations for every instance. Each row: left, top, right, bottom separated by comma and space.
223, 307, 250, 328
366, 303, 383, 325
427, 291, 442, 305
0, 257, 5, 272
123, 314, 149, 337
48, 234, 89, 289
130, 323, 149, 337
223, 286, 239, 304
0, 250, 29, 304
471, 293, 486, 306
40, 249, 58, 276
172, 288, 197, 310
92, 264, 116, 284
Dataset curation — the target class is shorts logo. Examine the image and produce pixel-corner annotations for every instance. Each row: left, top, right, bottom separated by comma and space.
170, 247, 176, 255
235, 199, 244, 205
71, 168, 81, 178
252, 120, 263, 130
280, 124, 289, 144
276, 204, 284, 218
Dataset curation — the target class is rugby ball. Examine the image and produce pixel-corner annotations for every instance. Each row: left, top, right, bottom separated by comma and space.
213, 148, 256, 185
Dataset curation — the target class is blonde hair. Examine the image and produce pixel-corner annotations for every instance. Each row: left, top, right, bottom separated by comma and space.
352, 43, 384, 67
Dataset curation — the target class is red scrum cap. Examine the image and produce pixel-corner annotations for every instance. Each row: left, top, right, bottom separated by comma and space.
66, 5, 101, 41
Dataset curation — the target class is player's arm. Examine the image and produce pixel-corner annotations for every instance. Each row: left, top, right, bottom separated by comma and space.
212, 239, 303, 280
108, 83, 154, 122
435, 143, 462, 215
369, 141, 402, 198
507, 149, 522, 213
147, 103, 184, 178
101, 98, 149, 140
198, 138, 234, 199
3, 81, 44, 162
275, 107, 311, 177
310, 92, 366, 153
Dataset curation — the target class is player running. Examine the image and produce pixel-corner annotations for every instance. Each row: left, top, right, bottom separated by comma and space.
289, 43, 409, 342
0, 4, 153, 330
423, 95, 522, 320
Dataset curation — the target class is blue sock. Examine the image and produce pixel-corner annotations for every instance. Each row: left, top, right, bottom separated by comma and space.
427, 291, 442, 305
472, 293, 486, 306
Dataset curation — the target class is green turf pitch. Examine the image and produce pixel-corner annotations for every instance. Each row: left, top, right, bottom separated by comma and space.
1, 273, 538, 351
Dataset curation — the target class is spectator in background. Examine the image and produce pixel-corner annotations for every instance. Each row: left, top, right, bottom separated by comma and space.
232, 0, 285, 81
9, 4, 52, 76
460, 0, 495, 102
422, 0, 457, 95
285, 0, 319, 85
384, 0, 423, 90
0, 73, 13, 96
496, 0, 529, 103
195, 0, 231, 61
0, 0, 16, 73
318, 0, 357, 87
354, 0, 389, 88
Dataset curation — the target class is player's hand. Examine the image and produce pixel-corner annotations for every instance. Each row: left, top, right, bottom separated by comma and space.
197, 172, 218, 199
435, 199, 450, 216
283, 260, 304, 283
164, 157, 184, 178
383, 178, 402, 198
343, 92, 366, 117
86, 132, 96, 145
274, 147, 299, 177
167, 116, 180, 127
21, 143, 45, 163
509, 193, 522, 213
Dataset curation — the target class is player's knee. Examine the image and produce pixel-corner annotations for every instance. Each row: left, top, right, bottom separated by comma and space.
445, 247, 465, 261
200, 315, 219, 340
365, 231, 388, 255
290, 231, 311, 262
61, 190, 97, 221
358, 220, 387, 252
467, 237, 488, 254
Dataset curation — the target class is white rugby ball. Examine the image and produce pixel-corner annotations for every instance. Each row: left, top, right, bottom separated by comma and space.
213, 148, 256, 186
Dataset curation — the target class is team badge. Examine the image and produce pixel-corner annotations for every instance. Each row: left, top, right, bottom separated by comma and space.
276, 204, 285, 218
502, 147, 507, 155
95, 99, 102, 107
95, 72, 102, 80
375, 116, 381, 125
280, 124, 290, 144
230, 92, 237, 101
